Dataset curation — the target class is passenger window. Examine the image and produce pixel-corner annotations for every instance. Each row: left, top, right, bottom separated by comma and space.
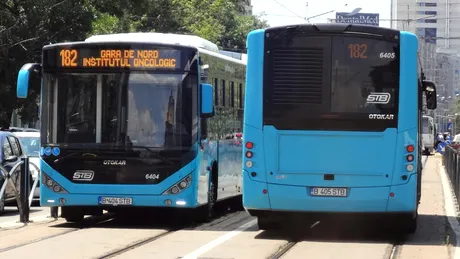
3, 138, 13, 159
8, 137, 20, 156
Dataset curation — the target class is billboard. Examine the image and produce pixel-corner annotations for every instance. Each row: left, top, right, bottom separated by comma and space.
335, 12, 379, 26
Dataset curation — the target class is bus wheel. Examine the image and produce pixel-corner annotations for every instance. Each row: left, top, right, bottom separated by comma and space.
62, 207, 84, 223
257, 216, 280, 230
394, 214, 417, 235
196, 181, 216, 223
0, 195, 4, 215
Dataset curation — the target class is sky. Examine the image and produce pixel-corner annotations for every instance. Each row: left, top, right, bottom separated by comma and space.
251, 0, 392, 28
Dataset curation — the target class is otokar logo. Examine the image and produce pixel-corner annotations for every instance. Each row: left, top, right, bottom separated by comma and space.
366, 92, 391, 104
73, 170, 94, 181
103, 160, 126, 166
369, 114, 394, 120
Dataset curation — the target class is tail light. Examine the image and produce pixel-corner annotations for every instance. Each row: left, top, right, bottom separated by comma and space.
406, 145, 414, 153
245, 141, 254, 168
406, 154, 414, 162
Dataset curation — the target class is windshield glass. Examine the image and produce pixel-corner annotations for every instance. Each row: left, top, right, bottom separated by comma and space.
44, 71, 198, 150
18, 136, 40, 156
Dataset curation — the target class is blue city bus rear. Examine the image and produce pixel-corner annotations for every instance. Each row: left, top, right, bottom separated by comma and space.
242, 24, 437, 233
16, 34, 246, 222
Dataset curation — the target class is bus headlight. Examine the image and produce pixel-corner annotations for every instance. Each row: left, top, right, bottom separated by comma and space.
162, 173, 192, 195
42, 173, 68, 193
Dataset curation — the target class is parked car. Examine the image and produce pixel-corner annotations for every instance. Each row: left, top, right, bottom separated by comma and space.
12, 131, 40, 202
0, 131, 30, 214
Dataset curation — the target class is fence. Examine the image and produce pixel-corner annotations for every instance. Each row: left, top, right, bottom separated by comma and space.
0, 157, 58, 223
442, 146, 460, 205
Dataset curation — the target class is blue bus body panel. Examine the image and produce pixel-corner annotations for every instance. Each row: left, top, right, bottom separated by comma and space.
40, 154, 204, 208
242, 29, 419, 214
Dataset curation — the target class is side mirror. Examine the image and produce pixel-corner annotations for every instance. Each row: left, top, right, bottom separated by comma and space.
4, 155, 18, 163
422, 80, 437, 110
17, 63, 41, 99
201, 83, 214, 118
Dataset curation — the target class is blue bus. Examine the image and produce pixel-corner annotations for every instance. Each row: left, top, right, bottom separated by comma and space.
242, 24, 437, 233
16, 32, 246, 222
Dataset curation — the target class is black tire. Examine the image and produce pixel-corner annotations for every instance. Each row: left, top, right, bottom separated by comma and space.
195, 180, 216, 223
0, 194, 4, 215
62, 207, 84, 223
257, 216, 280, 230
392, 214, 417, 235
229, 195, 244, 211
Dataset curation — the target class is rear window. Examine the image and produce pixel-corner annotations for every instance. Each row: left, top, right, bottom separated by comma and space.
330, 37, 398, 114
263, 33, 400, 131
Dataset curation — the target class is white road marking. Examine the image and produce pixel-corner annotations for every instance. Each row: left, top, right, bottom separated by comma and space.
438, 158, 460, 259
181, 219, 257, 259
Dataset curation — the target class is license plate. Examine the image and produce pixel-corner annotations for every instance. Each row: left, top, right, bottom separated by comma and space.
98, 197, 133, 205
310, 187, 348, 197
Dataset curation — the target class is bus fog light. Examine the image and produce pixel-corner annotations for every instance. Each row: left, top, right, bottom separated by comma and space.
165, 199, 172, 205
59, 198, 66, 205
406, 164, 414, 172
176, 200, 186, 206
245, 161, 253, 168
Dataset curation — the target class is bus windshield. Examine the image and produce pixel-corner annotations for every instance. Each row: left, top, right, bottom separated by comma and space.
42, 71, 198, 150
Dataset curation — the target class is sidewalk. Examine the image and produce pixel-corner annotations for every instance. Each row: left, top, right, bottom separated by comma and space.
398, 154, 453, 259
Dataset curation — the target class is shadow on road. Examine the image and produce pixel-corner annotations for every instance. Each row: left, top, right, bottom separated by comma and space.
254, 213, 455, 247
48, 205, 248, 232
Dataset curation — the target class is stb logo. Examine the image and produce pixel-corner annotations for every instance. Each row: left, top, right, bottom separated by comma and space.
73, 170, 94, 181
366, 92, 391, 104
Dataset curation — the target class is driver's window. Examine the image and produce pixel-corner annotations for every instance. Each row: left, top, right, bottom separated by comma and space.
8, 137, 20, 156
3, 138, 13, 159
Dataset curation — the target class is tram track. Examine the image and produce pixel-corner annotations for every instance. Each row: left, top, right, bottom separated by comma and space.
387, 240, 404, 259
95, 210, 246, 259
0, 212, 116, 254
269, 241, 297, 259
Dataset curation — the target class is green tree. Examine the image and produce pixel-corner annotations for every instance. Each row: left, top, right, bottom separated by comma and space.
0, 0, 94, 127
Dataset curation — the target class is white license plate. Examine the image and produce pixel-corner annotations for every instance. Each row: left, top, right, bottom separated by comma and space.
310, 187, 348, 197
98, 197, 133, 205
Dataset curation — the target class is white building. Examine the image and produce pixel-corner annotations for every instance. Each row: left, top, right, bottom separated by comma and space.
394, 0, 460, 110
394, 0, 460, 51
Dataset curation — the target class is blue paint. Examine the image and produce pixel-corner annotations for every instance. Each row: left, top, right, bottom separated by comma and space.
242, 26, 422, 218
40, 147, 45, 156
437, 142, 446, 154
200, 83, 214, 116
17, 69, 30, 98
51, 147, 60, 156
243, 29, 265, 130
44, 147, 51, 156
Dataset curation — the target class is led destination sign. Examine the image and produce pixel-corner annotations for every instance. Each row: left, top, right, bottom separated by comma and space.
53, 47, 182, 70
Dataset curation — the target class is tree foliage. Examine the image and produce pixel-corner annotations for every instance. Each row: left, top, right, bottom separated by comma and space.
0, 0, 268, 127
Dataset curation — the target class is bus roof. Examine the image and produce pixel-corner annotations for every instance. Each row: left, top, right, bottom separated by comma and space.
85, 32, 220, 53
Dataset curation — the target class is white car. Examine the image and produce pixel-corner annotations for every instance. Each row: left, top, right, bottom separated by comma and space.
12, 131, 40, 200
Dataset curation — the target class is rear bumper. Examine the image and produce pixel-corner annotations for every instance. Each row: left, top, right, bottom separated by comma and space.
243, 171, 417, 214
